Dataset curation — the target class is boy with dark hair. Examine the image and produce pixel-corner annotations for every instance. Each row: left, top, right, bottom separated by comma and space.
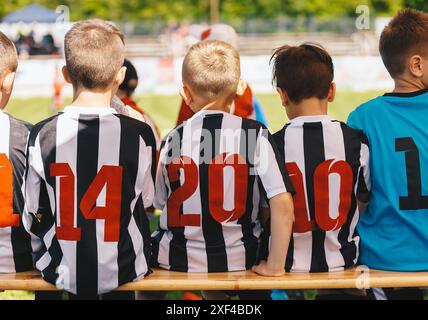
23, 19, 157, 300
0, 31, 34, 274
260, 43, 371, 300
347, 8, 428, 300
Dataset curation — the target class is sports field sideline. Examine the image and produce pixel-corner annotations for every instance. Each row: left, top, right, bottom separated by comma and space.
1, 89, 382, 300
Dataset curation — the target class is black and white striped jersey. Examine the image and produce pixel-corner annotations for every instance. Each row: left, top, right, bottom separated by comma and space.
260, 115, 370, 272
23, 106, 157, 295
152, 110, 294, 272
0, 111, 33, 273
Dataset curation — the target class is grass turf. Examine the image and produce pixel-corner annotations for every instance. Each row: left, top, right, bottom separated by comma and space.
1, 90, 383, 300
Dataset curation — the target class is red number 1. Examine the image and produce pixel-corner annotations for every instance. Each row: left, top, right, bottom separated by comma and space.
0, 153, 20, 228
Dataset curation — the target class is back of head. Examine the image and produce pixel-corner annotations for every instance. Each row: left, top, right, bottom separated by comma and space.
0, 32, 18, 75
182, 40, 240, 101
271, 43, 334, 104
380, 9, 428, 78
119, 59, 138, 95
64, 19, 125, 89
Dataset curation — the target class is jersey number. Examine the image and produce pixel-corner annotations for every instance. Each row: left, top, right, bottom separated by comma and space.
51, 163, 123, 242
286, 160, 353, 233
167, 154, 248, 227
0, 153, 20, 228
396, 137, 428, 210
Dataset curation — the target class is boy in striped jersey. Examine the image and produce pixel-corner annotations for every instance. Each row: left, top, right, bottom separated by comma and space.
22, 20, 157, 299
259, 44, 371, 300
0, 32, 34, 273
152, 40, 295, 295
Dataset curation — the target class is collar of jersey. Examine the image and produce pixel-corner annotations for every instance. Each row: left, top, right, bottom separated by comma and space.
288, 115, 332, 126
62, 106, 118, 115
191, 109, 229, 119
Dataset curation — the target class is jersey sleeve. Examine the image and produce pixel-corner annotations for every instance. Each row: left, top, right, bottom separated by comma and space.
21, 128, 47, 255
255, 126, 295, 199
357, 134, 371, 203
347, 108, 364, 131
153, 139, 169, 210
135, 125, 157, 209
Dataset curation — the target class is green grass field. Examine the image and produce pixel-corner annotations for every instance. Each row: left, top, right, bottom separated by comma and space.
1, 90, 383, 300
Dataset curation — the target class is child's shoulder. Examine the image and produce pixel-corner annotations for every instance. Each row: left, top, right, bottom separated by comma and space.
4, 112, 32, 132
352, 96, 385, 115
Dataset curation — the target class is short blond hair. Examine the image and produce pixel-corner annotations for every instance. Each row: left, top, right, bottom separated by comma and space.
182, 40, 240, 100
64, 19, 125, 89
0, 32, 18, 74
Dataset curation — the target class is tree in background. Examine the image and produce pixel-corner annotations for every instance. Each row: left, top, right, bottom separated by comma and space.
403, 0, 428, 12
0, 0, 426, 23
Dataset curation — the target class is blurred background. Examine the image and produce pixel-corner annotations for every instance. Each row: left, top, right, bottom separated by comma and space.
0, 0, 426, 133
0, 0, 426, 300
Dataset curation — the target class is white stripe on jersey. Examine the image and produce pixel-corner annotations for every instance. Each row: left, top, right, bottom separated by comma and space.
218, 114, 246, 271
96, 115, 120, 293
321, 120, 346, 271
284, 125, 312, 272
0, 113, 14, 272
181, 116, 207, 272
55, 113, 79, 294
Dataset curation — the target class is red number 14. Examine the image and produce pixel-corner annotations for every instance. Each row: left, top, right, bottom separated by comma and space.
51, 163, 123, 242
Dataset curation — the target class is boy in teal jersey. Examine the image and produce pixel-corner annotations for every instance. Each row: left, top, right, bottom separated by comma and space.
347, 9, 428, 299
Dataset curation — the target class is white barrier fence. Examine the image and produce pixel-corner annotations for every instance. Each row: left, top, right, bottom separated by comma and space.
13, 55, 393, 98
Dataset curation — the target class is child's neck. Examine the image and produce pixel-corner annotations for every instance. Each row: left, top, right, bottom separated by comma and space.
287, 98, 328, 120
393, 76, 426, 93
71, 88, 113, 108
195, 98, 232, 113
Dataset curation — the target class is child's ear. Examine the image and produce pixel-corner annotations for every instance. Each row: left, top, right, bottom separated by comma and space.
327, 82, 336, 102
276, 87, 289, 107
115, 66, 127, 86
409, 54, 424, 78
236, 79, 247, 97
180, 85, 192, 106
1, 71, 15, 95
62, 66, 72, 84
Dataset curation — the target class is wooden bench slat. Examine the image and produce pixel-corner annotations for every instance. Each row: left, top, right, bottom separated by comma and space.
1, 268, 427, 291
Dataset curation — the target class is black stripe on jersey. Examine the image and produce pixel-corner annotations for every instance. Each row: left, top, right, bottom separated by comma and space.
76, 114, 99, 296
116, 116, 138, 285
167, 126, 189, 272
37, 115, 64, 284
200, 113, 228, 272
273, 125, 294, 271
8, 116, 33, 271
303, 122, 329, 272
238, 119, 260, 269
338, 122, 360, 268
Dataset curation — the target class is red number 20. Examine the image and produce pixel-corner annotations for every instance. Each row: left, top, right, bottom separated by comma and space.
51, 163, 123, 242
167, 153, 248, 227
0, 153, 20, 228
286, 159, 353, 233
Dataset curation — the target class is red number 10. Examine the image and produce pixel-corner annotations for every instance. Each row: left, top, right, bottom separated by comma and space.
0, 153, 20, 228
286, 159, 353, 233
51, 163, 123, 242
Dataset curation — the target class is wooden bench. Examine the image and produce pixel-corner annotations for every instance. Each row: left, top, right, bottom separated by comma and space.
1, 268, 427, 291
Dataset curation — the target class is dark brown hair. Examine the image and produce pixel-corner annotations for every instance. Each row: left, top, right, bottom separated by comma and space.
64, 19, 125, 89
379, 9, 428, 78
271, 43, 334, 104
0, 31, 18, 74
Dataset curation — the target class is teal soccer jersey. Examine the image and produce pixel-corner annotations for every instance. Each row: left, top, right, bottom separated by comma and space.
347, 89, 428, 271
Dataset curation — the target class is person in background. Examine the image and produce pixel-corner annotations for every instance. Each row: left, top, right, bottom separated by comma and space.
116, 59, 161, 149
176, 24, 268, 127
